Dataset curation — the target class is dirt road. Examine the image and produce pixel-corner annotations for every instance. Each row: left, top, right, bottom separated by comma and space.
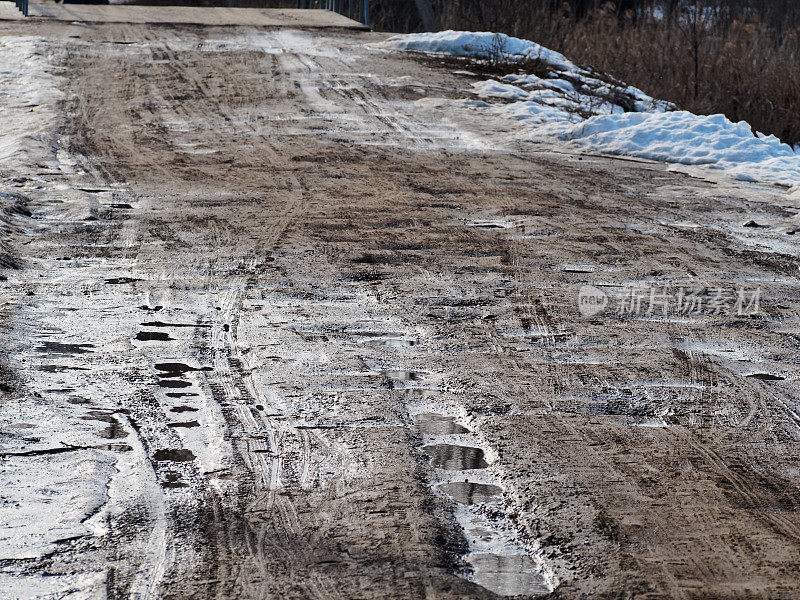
1, 16, 800, 600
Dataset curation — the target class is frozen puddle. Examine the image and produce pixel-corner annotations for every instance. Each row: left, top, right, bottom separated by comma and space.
411, 408, 551, 596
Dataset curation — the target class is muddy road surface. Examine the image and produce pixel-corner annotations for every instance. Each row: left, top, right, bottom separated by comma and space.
1, 18, 800, 600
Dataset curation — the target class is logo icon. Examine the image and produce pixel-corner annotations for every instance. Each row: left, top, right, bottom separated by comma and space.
578, 285, 608, 316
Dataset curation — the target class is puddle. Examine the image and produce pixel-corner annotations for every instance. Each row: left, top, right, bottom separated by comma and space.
136, 331, 173, 341
81, 412, 127, 439
468, 219, 513, 230
161, 481, 189, 488
110, 203, 133, 209
414, 412, 469, 435
96, 443, 133, 452
165, 392, 199, 398
380, 370, 429, 389
38, 365, 89, 372
361, 336, 416, 347
413, 410, 552, 596
143, 321, 212, 328
475, 223, 505, 229
154, 362, 212, 374
383, 369, 425, 381
153, 448, 195, 462
158, 380, 192, 389
167, 421, 200, 428
161, 471, 188, 488
105, 277, 140, 285
469, 554, 551, 597
747, 373, 785, 381
37, 341, 95, 355
436, 482, 502, 505
612, 415, 668, 428
423, 443, 489, 470
170, 405, 199, 413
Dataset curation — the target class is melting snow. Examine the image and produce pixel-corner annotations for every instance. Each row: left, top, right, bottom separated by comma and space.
382, 30, 800, 187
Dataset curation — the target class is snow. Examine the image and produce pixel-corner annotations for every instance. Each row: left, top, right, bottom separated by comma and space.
0, 36, 119, 600
382, 30, 576, 72
382, 31, 800, 187
547, 111, 800, 186
0, 37, 64, 175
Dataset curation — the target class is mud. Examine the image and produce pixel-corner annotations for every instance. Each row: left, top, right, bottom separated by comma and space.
0, 17, 800, 600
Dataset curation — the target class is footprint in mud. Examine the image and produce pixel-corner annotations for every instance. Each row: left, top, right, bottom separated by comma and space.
423, 443, 489, 470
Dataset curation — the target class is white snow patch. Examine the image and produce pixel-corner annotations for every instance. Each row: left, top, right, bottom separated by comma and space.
381, 30, 576, 72
546, 111, 800, 186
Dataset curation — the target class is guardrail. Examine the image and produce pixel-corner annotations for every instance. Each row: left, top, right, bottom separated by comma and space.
298, 0, 369, 27
13, 0, 28, 16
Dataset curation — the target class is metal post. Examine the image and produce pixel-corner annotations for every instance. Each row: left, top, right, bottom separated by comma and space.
363, 0, 369, 27
349, 0, 354, 20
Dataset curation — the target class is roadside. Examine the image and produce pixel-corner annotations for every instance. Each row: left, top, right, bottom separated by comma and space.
1, 17, 800, 600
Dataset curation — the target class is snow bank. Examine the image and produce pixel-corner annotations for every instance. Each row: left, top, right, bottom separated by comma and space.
383, 31, 800, 187
381, 30, 668, 114
382, 30, 577, 72
549, 111, 800, 185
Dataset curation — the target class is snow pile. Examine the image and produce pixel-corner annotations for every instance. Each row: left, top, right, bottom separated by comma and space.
382, 31, 800, 186
549, 111, 800, 185
382, 31, 671, 118
382, 30, 577, 71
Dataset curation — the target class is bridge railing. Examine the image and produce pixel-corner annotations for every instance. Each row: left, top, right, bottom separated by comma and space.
298, 0, 369, 27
